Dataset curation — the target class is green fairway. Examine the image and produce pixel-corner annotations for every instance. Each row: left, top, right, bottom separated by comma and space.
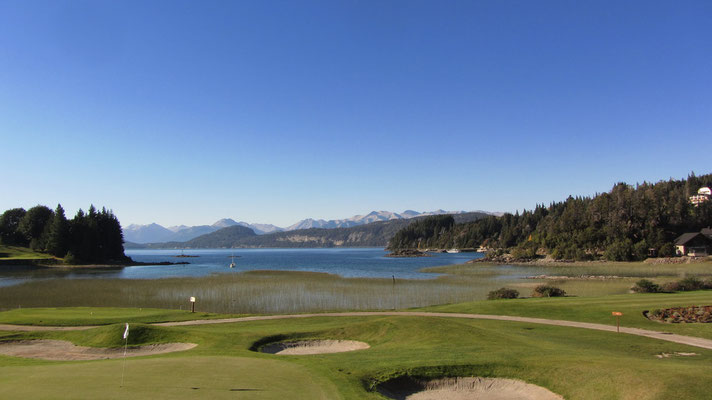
422, 291, 712, 340
2, 301, 712, 399
0, 356, 339, 399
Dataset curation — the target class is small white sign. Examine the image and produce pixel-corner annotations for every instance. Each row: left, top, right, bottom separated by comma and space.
190, 297, 196, 303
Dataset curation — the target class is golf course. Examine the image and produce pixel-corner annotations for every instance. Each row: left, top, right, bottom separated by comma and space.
1, 276, 712, 399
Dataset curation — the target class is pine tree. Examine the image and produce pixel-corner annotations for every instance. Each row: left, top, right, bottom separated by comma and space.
46, 204, 70, 257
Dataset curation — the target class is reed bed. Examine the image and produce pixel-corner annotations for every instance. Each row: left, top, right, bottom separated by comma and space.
0, 270, 510, 314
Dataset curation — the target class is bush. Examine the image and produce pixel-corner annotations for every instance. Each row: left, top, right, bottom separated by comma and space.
63, 251, 79, 265
487, 288, 520, 300
661, 281, 680, 293
532, 285, 566, 298
658, 243, 675, 258
604, 239, 633, 261
631, 279, 660, 293
677, 277, 704, 291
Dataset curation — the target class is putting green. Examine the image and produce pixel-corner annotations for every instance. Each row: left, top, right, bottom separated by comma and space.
0, 356, 340, 400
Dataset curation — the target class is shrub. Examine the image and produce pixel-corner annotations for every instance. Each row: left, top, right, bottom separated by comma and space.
661, 281, 680, 293
658, 243, 675, 258
604, 239, 633, 261
63, 251, 79, 265
631, 279, 660, 293
487, 288, 520, 300
677, 277, 704, 291
532, 285, 566, 298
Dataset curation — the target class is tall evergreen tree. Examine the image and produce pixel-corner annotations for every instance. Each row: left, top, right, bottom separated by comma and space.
46, 204, 70, 257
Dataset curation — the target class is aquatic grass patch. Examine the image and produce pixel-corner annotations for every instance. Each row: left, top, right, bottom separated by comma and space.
0, 270, 516, 314
443, 261, 712, 279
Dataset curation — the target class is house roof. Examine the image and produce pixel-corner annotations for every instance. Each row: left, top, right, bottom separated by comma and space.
675, 232, 703, 245
702, 228, 712, 238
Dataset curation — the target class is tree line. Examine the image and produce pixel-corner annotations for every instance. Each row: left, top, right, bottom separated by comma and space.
0, 204, 127, 263
388, 173, 712, 261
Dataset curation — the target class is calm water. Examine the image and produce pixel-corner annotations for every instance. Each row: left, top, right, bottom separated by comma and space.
0, 248, 485, 287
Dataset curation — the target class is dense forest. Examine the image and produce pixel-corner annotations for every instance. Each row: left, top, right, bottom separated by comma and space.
0, 204, 128, 264
389, 173, 712, 261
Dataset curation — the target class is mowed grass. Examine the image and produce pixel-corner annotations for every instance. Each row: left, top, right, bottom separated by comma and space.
1, 306, 712, 399
423, 291, 712, 339
0, 307, 228, 326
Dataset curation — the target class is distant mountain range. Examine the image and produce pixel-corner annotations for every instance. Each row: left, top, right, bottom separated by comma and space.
131, 211, 492, 249
123, 210, 493, 244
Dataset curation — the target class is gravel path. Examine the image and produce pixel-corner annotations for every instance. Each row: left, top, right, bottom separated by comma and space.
3, 312, 712, 350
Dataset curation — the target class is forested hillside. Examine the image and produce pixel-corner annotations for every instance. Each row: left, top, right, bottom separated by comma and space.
0, 204, 127, 263
389, 173, 712, 261
148, 212, 490, 248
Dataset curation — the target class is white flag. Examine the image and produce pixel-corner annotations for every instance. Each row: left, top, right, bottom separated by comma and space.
123, 323, 129, 340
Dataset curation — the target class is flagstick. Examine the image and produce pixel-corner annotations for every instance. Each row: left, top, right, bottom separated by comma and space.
120, 335, 127, 387
120, 323, 129, 388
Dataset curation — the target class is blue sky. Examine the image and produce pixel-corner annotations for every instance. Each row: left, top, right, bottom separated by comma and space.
1, 1, 710, 227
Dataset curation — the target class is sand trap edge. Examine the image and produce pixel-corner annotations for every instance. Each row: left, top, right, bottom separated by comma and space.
0, 339, 197, 361
260, 340, 369, 355
378, 376, 565, 400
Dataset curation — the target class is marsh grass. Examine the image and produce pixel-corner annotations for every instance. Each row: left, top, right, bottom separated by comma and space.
4, 261, 711, 315
0, 270, 513, 314
430, 261, 712, 279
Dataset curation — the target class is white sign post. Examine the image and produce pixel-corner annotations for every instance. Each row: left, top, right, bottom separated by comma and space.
190, 297, 196, 313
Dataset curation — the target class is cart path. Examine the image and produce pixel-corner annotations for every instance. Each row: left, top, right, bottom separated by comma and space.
3, 311, 712, 350
157, 311, 712, 350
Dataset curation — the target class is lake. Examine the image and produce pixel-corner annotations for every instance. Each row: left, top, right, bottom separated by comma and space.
0, 248, 484, 287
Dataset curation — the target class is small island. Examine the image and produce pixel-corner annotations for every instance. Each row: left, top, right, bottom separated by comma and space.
384, 249, 431, 257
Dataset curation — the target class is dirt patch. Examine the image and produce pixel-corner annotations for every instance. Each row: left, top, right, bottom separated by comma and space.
644, 306, 712, 323
0, 340, 196, 361
260, 340, 369, 355
380, 377, 564, 400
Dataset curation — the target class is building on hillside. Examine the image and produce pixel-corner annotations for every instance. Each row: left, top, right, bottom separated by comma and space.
690, 187, 711, 206
674, 230, 712, 257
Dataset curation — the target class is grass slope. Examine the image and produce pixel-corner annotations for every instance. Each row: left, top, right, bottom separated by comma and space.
0, 245, 56, 260
422, 291, 712, 339
2, 302, 712, 399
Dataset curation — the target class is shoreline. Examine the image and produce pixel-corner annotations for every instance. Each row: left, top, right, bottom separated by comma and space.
0, 259, 189, 269
466, 256, 712, 267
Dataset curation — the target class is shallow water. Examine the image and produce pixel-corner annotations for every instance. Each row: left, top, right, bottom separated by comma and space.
0, 248, 484, 287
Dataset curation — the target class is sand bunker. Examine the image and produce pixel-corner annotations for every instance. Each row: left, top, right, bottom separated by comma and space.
0, 340, 196, 361
381, 377, 564, 400
260, 340, 369, 355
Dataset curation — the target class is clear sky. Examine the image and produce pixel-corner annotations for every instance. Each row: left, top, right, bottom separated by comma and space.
1, 0, 710, 228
